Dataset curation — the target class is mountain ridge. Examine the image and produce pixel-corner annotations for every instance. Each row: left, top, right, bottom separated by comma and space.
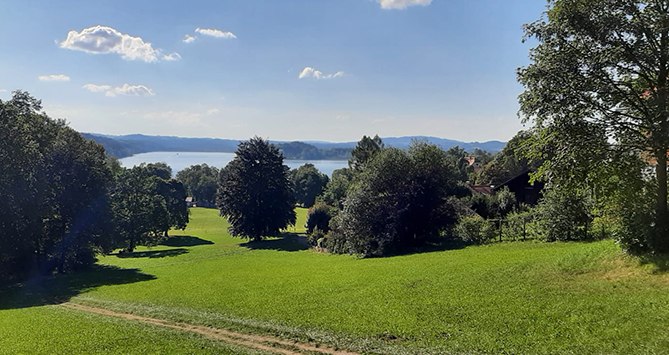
83, 133, 506, 160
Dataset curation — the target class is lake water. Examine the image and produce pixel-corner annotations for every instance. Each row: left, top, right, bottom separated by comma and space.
119, 151, 348, 177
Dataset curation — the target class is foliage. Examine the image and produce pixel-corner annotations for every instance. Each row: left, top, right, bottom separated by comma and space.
348, 135, 384, 172
111, 168, 170, 252
317, 167, 353, 209
518, 0, 669, 252
535, 185, 595, 242
0, 91, 114, 282
290, 163, 329, 208
330, 142, 461, 256
139, 162, 172, 180
277, 141, 350, 160
469, 187, 516, 219
217, 137, 296, 240
454, 216, 496, 244
477, 130, 536, 186
175, 163, 220, 206
305, 203, 335, 237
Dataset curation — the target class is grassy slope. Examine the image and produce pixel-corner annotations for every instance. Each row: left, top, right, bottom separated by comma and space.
2, 207, 669, 354
0, 306, 266, 355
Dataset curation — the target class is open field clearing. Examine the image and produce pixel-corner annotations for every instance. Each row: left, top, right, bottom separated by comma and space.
2, 208, 669, 354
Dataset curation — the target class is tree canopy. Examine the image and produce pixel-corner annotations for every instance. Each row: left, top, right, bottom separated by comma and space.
290, 164, 329, 208
218, 137, 296, 240
518, 0, 669, 253
0, 91, 114, 281
176, 163, 220, 205
329, 142, 461, 256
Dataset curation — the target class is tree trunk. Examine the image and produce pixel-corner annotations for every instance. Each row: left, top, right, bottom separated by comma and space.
656, 155, 668, 253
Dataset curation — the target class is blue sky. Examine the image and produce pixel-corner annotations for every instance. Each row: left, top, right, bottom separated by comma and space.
0, 0, 546, 142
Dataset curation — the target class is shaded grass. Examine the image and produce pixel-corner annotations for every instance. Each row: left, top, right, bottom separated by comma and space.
3, 207, 669, 354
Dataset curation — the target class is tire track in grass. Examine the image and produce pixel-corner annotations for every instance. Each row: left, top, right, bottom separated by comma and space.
62, 302, 360, 355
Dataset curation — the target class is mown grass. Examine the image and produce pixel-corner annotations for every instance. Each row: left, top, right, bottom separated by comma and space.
0, 305, 268, 355
2, 207, 669, 354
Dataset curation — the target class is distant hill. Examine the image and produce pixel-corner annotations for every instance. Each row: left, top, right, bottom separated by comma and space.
84, 133, 506, 160
306, 136, 506, 152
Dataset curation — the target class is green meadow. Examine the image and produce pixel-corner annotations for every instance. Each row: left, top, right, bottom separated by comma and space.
2, 208, 669, 354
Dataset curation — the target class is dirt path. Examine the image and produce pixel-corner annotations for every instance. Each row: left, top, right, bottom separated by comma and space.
62, 302, 361, 355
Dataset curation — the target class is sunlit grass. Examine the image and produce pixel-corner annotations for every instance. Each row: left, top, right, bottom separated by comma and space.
2, 207, 669, 354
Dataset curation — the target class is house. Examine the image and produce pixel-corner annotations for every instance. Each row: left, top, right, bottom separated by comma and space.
493, 170, 544, 206
185, 197, 194, 207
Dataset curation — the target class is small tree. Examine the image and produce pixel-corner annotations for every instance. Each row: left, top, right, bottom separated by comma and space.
290, 164, 329, 208
535, 185, 594, 242
218, 137, 296, 240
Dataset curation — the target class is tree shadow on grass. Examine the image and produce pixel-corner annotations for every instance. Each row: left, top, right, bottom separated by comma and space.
159, 235, 214, 247
240, 233, 310, 252
639, 254, 669, 274
0, 265, 155, 310
113, 248, 189, 259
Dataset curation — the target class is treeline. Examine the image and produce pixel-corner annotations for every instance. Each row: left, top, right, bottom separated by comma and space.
84, 133, 351, 160
0, 92, 188, 284
216, 130, 669, 259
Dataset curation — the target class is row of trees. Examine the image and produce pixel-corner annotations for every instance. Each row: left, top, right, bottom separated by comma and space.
0, 92, 188, 283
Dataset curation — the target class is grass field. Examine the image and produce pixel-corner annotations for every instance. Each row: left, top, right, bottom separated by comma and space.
2, 207, 669, 354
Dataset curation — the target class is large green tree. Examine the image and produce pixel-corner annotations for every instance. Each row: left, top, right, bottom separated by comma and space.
0, 91, 114, 281
518, 0, 669, 252
218, 137, 296, 240
329, 142, 461, 256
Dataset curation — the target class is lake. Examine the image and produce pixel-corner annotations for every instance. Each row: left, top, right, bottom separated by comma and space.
119, 151, 348, 176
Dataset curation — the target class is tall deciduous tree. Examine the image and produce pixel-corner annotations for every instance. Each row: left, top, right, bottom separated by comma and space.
218, 137, 296, 240
518, 0, 669, 252
1, 91, 114, 281
329, 142, 460, 256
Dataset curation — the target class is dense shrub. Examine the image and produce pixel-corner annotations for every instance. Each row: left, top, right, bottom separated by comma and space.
455, 216, 496, 244
305, 203, 335, 235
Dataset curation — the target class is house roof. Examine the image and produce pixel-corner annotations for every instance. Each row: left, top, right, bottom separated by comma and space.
467, 185, 494, 195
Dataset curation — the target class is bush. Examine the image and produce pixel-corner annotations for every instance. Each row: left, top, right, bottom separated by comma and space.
455, 216, 496, 244
305, 203, 335, 235
535, 186, 594, 242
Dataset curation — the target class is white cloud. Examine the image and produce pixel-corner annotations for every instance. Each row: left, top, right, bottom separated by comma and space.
298, 67, 344, 80
377, 0, 432, 10
162, 52, 182, 61
82, 84, 111, 92
60, 25, 162, 63
206, 108, 220, 115
195, 28, 236, 39
83, 83, 154, 97
183, 34, 196, 43
38, 74, 70, 82
0, 89, 8, 92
